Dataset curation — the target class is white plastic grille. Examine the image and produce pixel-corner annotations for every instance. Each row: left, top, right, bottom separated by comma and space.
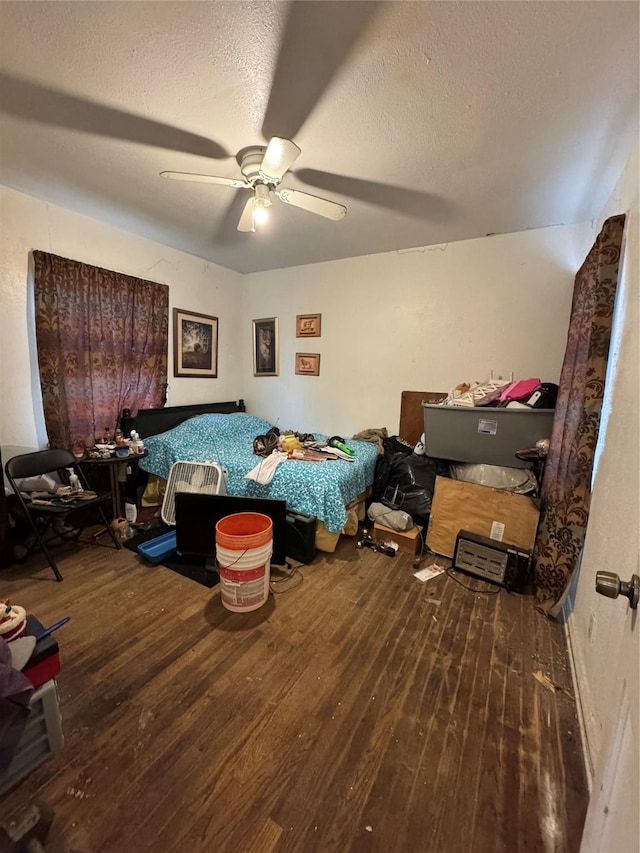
161, 461, 227, 526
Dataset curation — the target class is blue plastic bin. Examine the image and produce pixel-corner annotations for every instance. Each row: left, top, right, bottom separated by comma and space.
137, 530, 177, 563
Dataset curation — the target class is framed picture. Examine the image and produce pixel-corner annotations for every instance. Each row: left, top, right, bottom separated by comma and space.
295, 352, 321, 376
253, 317, 279, 376
296, 313, 322, 337
173, 308, 218, 378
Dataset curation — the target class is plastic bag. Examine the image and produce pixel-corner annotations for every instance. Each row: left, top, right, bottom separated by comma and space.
383, 483, 433, 522
449, 462, 537, 493
379, 452, 449, 525
371, 437, 413, 500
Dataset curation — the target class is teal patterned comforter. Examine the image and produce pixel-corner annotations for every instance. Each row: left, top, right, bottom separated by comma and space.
139, 413, 378, 532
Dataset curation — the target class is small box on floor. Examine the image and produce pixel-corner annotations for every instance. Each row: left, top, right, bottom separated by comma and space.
373, 523, 423, 555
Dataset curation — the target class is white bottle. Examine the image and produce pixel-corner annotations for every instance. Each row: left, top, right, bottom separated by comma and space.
67, 467, 83, 493
125, 499, 137, 524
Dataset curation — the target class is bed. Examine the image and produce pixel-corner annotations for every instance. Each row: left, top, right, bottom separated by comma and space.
133, 403, 378, 539
132, 399, 246, 439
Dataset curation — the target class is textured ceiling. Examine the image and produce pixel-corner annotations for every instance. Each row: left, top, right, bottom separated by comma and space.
0, 1, 638, 274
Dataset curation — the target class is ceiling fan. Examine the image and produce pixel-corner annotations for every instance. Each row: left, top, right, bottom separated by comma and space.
160, 136, 347, 233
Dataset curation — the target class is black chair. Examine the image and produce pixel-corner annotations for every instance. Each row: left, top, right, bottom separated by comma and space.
5, 449, 121, 581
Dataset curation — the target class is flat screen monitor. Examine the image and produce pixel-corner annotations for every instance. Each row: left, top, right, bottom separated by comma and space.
174, 492, 288, 566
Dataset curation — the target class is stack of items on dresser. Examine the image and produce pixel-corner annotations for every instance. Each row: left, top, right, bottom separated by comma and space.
419, 373, 559, 589
365, 375, 559, 583
422, 372, 558, 493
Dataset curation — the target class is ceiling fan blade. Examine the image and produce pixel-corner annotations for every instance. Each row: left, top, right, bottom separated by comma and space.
260, 137, 301, 182
160, 171, 249, 189
262, 1, 381, 140
237, 197, 256, 232
0, 73, 229, 160
294, 168, 451, 219
276, 189, 346, 221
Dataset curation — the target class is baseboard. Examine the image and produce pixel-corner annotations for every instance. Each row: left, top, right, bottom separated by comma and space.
563, 607, 595, 788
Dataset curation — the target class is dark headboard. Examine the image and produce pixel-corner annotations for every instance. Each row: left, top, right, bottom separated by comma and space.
128, 400, 246, 439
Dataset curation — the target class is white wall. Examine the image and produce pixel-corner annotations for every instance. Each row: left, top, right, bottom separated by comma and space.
242, 223, 593, 436
1, 184, 596, 452
567, 141, 639, 770
0, 186, 243, 449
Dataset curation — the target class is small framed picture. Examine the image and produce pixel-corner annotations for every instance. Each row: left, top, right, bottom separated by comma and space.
173, 308, 218, 377
295, 352, 321, 376
253, 317, 279, 376
296, 313, 321, 338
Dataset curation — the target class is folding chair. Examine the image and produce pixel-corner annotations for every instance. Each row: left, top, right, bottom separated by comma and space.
5, 449, 121, 581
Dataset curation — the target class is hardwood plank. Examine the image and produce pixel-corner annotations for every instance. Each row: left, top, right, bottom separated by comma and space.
0, 538, 588, 852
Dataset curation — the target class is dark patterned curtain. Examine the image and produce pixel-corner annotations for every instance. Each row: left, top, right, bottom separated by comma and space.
33, 251, 169, 450
534, 214, 626, 613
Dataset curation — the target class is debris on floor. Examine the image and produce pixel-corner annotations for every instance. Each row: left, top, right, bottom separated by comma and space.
414, 564, 446, 583
533, 670, 563, 693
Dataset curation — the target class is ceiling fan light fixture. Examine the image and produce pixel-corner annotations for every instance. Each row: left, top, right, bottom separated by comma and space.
254, 183, 272, 207
162, 136, 347, 233
251, 183, 272, 230
252, 204, 269, 227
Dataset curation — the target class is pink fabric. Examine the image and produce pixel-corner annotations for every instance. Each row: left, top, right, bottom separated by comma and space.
498, 378, 540, 403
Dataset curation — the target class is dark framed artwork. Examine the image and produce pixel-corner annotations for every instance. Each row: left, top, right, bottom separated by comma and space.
295, 352, 320, 376
253, 317, 279, 376
173, 308, 218, 377
296, 313, 322, 337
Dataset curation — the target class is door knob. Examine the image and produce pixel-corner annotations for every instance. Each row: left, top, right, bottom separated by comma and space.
595, 572, 639, 609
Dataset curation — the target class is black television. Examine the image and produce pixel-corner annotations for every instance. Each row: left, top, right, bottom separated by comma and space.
174, 492, 288, 567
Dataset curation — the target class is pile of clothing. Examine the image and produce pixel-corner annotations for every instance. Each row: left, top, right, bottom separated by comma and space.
442, 376, 558, 410
9, 474, 84, 541
248, 427, 357, 484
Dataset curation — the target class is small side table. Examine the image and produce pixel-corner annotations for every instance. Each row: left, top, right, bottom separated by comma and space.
79, 450, 148, 519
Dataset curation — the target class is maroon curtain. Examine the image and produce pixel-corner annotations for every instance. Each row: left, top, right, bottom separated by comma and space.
33, 251, 168, 450
533, 214, 626, 613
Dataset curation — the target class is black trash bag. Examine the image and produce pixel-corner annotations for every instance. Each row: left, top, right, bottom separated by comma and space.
380, 453, 449, 526
388, 452, 446, 492
383, 484, 433, 523
382, 435, 414, 456
371, 437, 413, 501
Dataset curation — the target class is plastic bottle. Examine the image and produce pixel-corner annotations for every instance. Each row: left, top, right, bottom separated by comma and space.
125, 499, 137, 524
327, 436, 355, 456
66, 467, 83, 493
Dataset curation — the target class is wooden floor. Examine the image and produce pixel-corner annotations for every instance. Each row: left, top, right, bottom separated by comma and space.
0, 532, 588, 853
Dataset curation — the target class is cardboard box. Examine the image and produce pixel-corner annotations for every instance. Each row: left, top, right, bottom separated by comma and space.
426, 476, 540, 558
374, 522, 423, 555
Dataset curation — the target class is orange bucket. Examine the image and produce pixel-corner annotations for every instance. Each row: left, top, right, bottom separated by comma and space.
215, 512, 273, 551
